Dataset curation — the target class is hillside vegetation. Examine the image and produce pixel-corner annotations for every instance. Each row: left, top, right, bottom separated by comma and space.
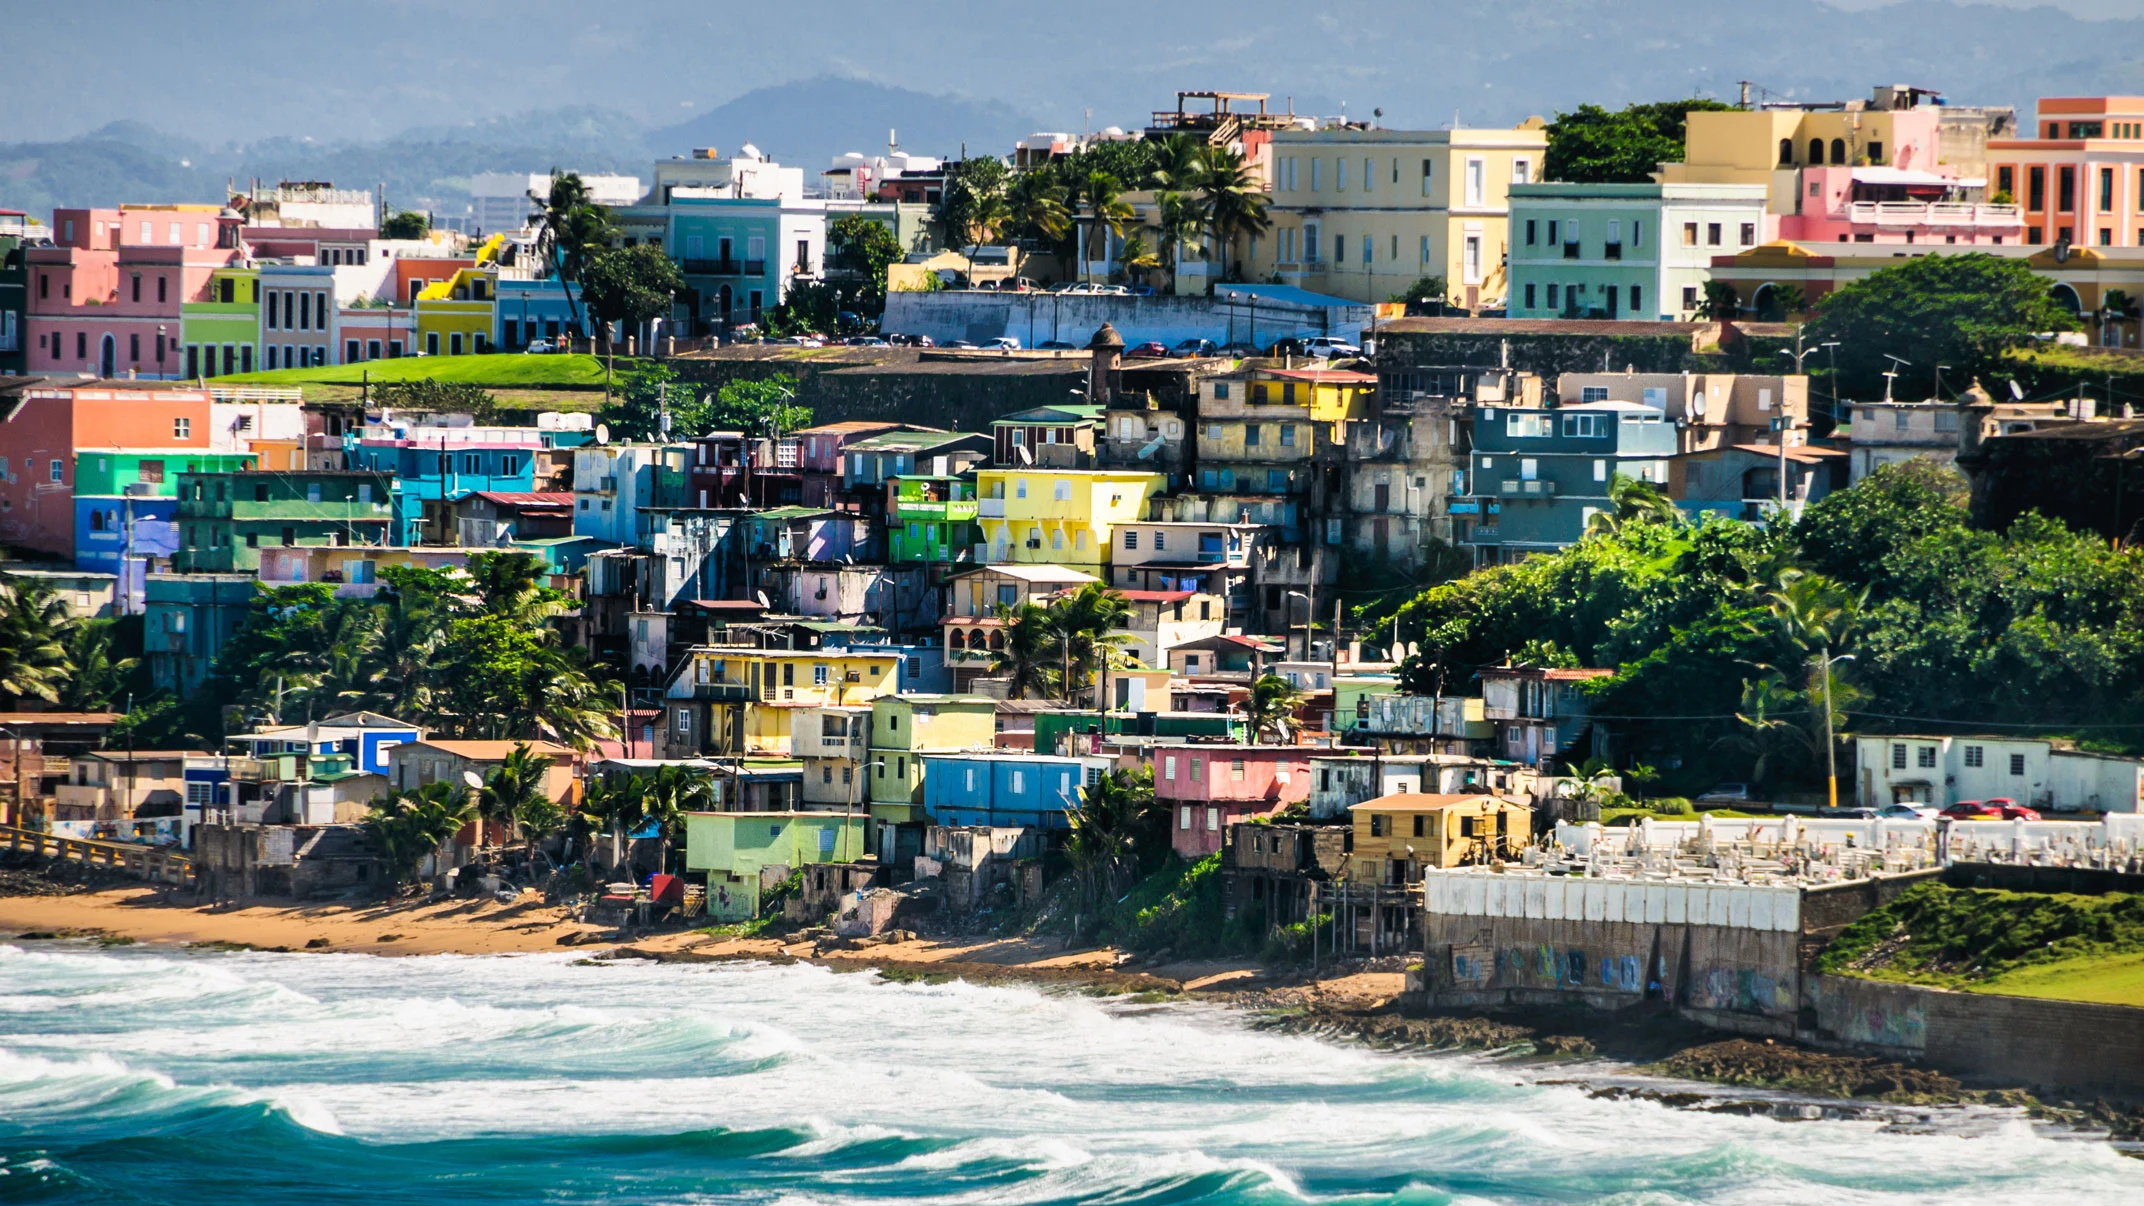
220, 353, 623, 389
1817, 881, 2144, 1005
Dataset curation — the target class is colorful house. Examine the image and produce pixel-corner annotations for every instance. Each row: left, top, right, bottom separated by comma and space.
256, 263, 338, 371
143, 572, 256, 694
0, 381, 222, 559
975, 468, 1167, 576
684, 810, 865, 920
413, 264, 500, 357
1153, 743, 1315, 859
179, 265, 261, 378
663, 647, 904, 757
865, 694, 997, 821
1988, 96, 2144, 251
1346, 793, 1531, 880
886, 475, 980, 564
1507, 183, 1771, 320
25, 205, 244, 380
74, 445, 253, 577
940, 564, 1098, 687
351, 419, 545, 544
920, 752, 1097, 831
171, 469, 395, 572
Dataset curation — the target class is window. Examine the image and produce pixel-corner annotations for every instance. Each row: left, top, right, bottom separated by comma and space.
173, 417, 191, 440
1124, 530, 1139, 550
1630, 285, 1642, 314
1512, 158, 1531, 185
1179, 805, 1191, 830
2058, 165, 2076, 213
1464, 157, 1484, 206
1891, 743, 1907, 770
1053, 478, 1071, 501
1524, 219, 1537, 246
1682, 222, 1698, 247
1917, 746, 1936, 769
1279, 424, 1295, 446
49, 459, 63, 483
1420, 158, 1433, 196
1547, 283, 1560, 309
2010, 753, 2026, 776
1524, 283, 1536, 309
1561, 413, 1606, 438
1964, 745, 1984, 768
2100, 166, 2116, 213
1706, 223, 1722, 246
1683, 285, 1699, 312
1164, 755, 1177, 780
2028, 166, 2047, 212
1245, 423, 1261, 447
1593, 458, 1607, 482
1505, 413, 1553, 438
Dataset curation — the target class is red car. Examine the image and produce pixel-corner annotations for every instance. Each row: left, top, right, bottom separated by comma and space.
1939, 801, 2001, 820
1981, 797, 2042, 820
1125, 341, 1170, 359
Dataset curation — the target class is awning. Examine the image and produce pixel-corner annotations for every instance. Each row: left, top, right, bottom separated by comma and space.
1852, 167, 1984, 189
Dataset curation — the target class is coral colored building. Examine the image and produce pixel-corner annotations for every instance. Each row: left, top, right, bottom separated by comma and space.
1987, 97, 2144, 249
1150, 743, 1315, 859
25, 206, 245, 380
0, 382, 217, 557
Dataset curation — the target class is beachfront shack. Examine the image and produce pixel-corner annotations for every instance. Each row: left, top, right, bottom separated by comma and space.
683, 810, 866, 921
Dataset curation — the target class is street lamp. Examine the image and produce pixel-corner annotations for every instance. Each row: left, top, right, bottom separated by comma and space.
1823, 653, 1856, 809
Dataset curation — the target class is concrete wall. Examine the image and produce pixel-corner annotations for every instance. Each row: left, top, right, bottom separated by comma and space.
883, 291, 1366, 349
1805, 973, 2144, 1100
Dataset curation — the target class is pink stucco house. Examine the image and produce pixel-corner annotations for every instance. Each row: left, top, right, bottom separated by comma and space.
1148, 743, 1314, 859
26, 206, 245, 380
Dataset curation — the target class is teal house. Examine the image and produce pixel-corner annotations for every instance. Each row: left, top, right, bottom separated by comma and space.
1465, 402, 1680, 563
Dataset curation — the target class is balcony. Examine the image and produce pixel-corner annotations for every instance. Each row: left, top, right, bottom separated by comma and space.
976, 498, 1007, 518
894, 498, 980, 523
680, 258, 767, 277
686, 682, 752, 702
1843, 201, 2021, 229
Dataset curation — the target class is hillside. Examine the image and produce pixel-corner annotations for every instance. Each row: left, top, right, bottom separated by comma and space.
1817, 881, 2144, 1006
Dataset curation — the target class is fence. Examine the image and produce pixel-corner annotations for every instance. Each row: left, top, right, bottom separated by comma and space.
0, 824, 193, 886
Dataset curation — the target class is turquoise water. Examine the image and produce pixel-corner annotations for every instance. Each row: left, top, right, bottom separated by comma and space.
0, 943, 2136, 1205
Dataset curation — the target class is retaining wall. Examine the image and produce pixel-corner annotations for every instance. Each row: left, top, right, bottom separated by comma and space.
882, 291, 1367, 349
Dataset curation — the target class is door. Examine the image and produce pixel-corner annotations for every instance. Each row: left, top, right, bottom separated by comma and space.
99, 334, 116, 379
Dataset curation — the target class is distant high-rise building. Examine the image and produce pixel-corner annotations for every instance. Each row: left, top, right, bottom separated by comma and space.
468, 172, 642, 235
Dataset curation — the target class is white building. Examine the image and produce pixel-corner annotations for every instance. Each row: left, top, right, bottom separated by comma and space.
647, 146, 804, 204
1853, 733, 2144, 813
469, 172, 643, 236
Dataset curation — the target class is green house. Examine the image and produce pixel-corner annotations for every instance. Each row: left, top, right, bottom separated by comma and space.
887, 475, 981, 564
684, 810, 865, 921
180, 266, 261, 379
173, 469, 396, 572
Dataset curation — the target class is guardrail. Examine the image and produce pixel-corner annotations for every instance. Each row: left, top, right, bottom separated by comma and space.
0, 824, 193, 886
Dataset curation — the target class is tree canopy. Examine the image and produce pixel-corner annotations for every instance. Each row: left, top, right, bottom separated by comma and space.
380, 210, 430, 240
1544, 99, 1737, 184
579, 243, 684, 347
1388, 461, 2144, 793
826, 214, 906, 313
1805, 253, 2077, 401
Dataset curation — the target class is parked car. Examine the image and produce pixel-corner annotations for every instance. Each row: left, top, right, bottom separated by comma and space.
1221, 342, 1261, 356
1981, 797, 2042, 820
1125, 341, 1170, 359
1036, 339, 1075, 350
980, 336, 1022, 350
908, 334, 936, 348
1173, 339, 1219, 357
1695, 782, 1753, 803
1878, 803, 1938, 820
844, 335, 888, 347
1833, 807, 1882, 820
944, 339, 978, 349
522, 338, 554, 355
1940, 800, 2003, 820
1001, 277, 1039, 292
1302, 335, 1363, 358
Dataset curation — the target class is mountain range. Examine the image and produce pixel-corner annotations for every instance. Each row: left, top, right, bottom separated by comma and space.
3, 0, 2141, 222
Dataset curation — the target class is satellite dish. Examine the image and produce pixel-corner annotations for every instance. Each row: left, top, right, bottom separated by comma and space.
1015, 443, 1034, 465
461, 771, 484, 790
595, 423, 610, 445
2008, 380, 2025, 401
755, 590, 771, 608
1691, 396, 1707, 419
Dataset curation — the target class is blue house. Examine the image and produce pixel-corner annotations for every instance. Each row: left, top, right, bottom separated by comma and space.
226, 711, 424, 776
495, 279, 592, 350
350, 422, 547, 544
1465, 402, 1681, 564
921, 753, 1097, 831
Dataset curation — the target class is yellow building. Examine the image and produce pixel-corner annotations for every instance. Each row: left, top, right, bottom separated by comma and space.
1347, 793, 1532, 883
866, 693, 997, 818
668, 647, 903, 756
1658, 103, 1948, 216
1243, 123, 1548, 310
975, 468, 1166, 576
414, 266, 500, 357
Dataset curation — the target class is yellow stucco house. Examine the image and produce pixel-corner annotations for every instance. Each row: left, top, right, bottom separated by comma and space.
975, 468, 1166, 576
667, 647, 903, 756
413, 247, 502, 358
1244, 122, 1548, 310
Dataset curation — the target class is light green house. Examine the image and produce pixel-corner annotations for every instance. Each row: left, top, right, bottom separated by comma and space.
1507, 182, 1768, 322
180, 266, 261, 379
866, 694, 997, 818
1332, 674, 1401, 739
684, 811, 865, 920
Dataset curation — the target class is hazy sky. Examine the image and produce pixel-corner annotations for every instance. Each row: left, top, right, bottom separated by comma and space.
5, 0, 2142, 147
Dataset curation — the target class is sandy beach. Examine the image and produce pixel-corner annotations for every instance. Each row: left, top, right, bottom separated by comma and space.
0, 886, 1407, 1006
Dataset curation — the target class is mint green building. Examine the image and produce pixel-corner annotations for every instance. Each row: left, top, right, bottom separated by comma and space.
172, 469, 396, 572
1507, 182, 1768, 321
180, 266, 260, 379
684, 811, 866, 920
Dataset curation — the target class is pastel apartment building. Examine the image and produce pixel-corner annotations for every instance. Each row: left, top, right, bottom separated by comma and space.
0, 381, 225, 558
26, 206, 246, 380
974, 468, 1166, 576
1244, 122, 1549, 310
1986, 96, 2144, 248
1508, 183, 1771, 320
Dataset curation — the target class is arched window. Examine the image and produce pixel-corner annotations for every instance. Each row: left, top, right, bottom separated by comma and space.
989, 630, 1005, 652
1809, 139, 1825, 168
2049, 283, 2084, 315
1830, 138, 1846, 166
1779, 138, 1794, 166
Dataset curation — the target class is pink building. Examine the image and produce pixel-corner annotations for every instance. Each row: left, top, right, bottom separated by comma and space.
1150, 743, 1314, 859
26, 206, 244, 380
1776, 110, 2022, 247
793, 420, 906, 507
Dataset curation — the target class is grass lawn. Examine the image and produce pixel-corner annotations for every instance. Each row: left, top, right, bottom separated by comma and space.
1966, 951, 2144, 1007
217, 352, 630, 390
1601, 806, 1761, 825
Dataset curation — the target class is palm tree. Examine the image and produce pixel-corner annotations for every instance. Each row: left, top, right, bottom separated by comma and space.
0, 578, 74, 705
516, 647, 620, 751
339, 576, 449, 719
1148, 134, 1209, 193
478, 744, 557, 866
1075, 170, 1135, 284
58, 618, 134, 711
575, 771, 644, 876
638, 762, 713, 875
1065, 766, 1158, 927
362, 782, 477, 888
1154, 190, 1208, 293
1047, 584, 1137, 707
1585, 474, 1684, 537
1243, 673, 1306, 744
529, 170, 616, 337
1006, 170, 1071, 247
1117, 232, 1161, 288
990, 600, 1062, 700
1200, 146, 1271, 283
466, 552, 568, 627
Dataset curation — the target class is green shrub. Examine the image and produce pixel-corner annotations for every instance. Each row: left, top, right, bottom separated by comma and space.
1818, 882, 2144, 985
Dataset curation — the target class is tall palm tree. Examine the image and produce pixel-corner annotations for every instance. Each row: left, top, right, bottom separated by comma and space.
1154, 190, 1208, 293
990, 600, 1062, 701
1148, 134, 1209, 193
58, 618, 134, 711
1200, 147, 1271, 283
478, 744, 557, 865
1585, 474, 1684, 537
529, 171, 616, 337
362, 782, 477, 888
517, 647, 619, 751
1064, 766, 1158, 927
639, 762, 713, 875
1243, 673, 1306, 744
466, 552, 568, 627
1006, 170, 1071, 247
575, 772, 643, 875
1075, 170, 1135, 284
0, 578, 74, 705
1047, 584, 1137, 707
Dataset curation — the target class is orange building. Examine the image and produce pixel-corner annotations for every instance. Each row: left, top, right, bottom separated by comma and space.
1987, 97, 2144, 249
0, 382, 215, 557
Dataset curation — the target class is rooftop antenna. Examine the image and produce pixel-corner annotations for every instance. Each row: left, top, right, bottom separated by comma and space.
1881, 354, 1911, 403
